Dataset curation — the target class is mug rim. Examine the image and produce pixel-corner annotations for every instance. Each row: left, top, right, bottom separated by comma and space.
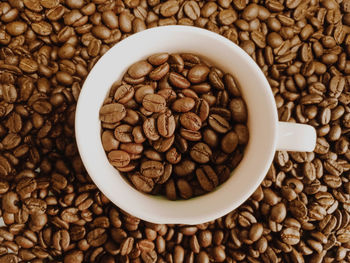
75, 26, 278, 224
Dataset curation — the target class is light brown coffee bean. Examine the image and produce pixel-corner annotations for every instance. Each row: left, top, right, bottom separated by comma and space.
172, 97, 195, 112
114, 84, 135, 104
143, 118, 160, 141
142, 94, 166, 113
141, 160, 164, 178
128, 61, 153, 79
108, 150, 130, 168
166, 147, 181, 164
187, 64, 210, 84
208, 114, 230, 133
157, 111, 175, 138
160, 1, 180, 17
135, 85, 154, 103
174, 159, 196, 176
190, 143, 212, 164
149, 63, 170, 81
169, 72, 191, 89
180, 112, 202, 131
99, 103, 126, 123
6, 21, 27, 36
114, 124, 133, 143
148, 53, 169, 66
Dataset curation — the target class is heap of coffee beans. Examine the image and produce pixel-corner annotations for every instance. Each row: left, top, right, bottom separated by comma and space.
99, 53, 249, 199
1, 0, 350, 262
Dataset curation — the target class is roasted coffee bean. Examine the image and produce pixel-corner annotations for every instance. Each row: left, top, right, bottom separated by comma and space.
180, 112, 202, 131
108, 150, 130, 168
99, 103, 126, 123
172, 97, 196, 112
187, 64, 210, 83
196, 165, 219, 192
114, 124, 133, 143
208, 114, 231, 133
190, 143, 212, 164
157, 111, 175, 138
128, 61, 153, 79
169, 72, 191, 89
221, 131, 239, 154
140, 161, 164, 178
143, 118, 160, 141
142, 94, 166, 113
114, 84, 135, 104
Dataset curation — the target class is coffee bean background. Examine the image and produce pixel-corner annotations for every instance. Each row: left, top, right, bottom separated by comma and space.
1, 0, 350, 262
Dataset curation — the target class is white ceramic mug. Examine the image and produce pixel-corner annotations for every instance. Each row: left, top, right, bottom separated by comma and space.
75, 26, 316, 225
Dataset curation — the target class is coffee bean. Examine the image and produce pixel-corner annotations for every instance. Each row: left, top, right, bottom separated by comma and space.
148, 53, 169, 66
172, 97, 196, 112
128, 61, 153, 79
114, 84, 135, 104
100, 103, 126, 123
190, 143, 212, 163
208, 114, 231, 133
114, 124, 133, 143
180, 112, 202, 131
149, 63, 170, 81
174, 159, 196, 176
221, 131, 239, 154
176, 179, 193, 199
107, 150, 130, 168
196, 165, 218, 192
169, 72, 191, 89
157, 111, 175, 138
140, 161, 164, 178
187, 64, 210, 84
142, 94, 166, 113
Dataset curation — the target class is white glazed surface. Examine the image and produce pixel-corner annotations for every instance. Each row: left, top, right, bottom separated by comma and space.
75, 26, 278, 224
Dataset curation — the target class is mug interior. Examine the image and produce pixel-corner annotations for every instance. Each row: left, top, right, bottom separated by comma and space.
75, 26, 278, 224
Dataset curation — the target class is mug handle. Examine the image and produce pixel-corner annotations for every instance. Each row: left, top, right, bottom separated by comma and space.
276, 122, 316, 152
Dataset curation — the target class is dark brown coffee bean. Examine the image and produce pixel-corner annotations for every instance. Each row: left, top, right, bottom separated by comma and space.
107, 150, 130, 168
87, 228, 107, 247
165, 179, 177, 200
196, 165, 219, 192
142, 94, 166, 113
176, 179, 193, 199
190, 143, 212, 164
100, 103, 126, 123
157, 111, 175, 138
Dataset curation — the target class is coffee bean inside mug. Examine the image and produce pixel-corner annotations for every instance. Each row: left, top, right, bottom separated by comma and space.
99, 53, 249, 200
